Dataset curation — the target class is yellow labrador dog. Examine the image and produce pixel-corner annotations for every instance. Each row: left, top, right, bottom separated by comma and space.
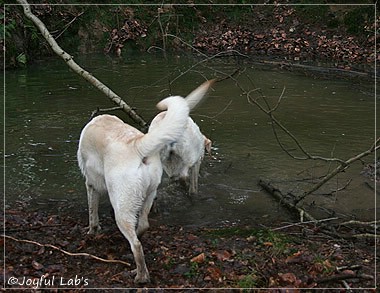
77, 80, 213, 284
150, 113, 212, 194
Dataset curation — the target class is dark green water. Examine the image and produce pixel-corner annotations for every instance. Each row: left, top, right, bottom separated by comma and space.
4, 53, 376, 226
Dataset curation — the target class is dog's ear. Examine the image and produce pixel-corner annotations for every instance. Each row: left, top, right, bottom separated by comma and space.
185, 79, 215, 111
204, 135, 212, 156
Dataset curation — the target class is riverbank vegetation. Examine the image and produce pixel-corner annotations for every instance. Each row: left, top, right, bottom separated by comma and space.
3, 1, 377, 69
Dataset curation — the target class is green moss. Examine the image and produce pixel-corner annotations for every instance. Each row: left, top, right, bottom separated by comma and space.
294, 4, 330, 24
184, 261, 200, 279
205, 227, 292, 254
237, 273, 259, 288
343, 7, 374, 36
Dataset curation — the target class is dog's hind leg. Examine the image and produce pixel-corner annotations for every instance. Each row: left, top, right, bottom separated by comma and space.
86, 183, 101, 234
137, 190, 156, 237
115, 213, 150, 284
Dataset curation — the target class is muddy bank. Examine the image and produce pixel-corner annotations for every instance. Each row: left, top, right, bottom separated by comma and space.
3, 203, 377, 290
4, 3, 378, 71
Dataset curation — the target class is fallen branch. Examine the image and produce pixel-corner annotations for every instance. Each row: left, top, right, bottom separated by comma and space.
16, 0, 148, 131
260, 180, 377, 239
296, 137, 380, 203
258, 179, 317, 222
272, 217, 338, 231
90, 106, 123, 119
336, 265, 362, 272
246, 88, 347, 165
316, 272, 373, 284
339, 220, 379, 227
3, 234, 131, 267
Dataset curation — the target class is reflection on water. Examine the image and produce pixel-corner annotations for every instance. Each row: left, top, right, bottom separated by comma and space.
5, 53, 376, 226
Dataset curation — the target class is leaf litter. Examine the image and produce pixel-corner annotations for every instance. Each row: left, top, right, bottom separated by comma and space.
3, 205, 377, 290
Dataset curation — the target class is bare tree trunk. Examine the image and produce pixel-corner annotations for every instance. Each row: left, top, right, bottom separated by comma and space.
16, 0, 148, 131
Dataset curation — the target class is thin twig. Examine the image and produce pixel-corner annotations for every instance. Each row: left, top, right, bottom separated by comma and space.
169, 49, 248, 85
272, 217, 339, 231
247, 89, 347, 164
215, 68, 242, 83
296, 137, 380, 203
268, 86, 286, 113
3, 234, 131, 267
194, 100, 233, 124
90, 106, 123, 119
339, 220, 379, 227
55, 11, 84, 40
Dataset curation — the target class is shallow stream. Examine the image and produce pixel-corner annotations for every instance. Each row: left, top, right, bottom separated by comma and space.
4, 53, 376, 227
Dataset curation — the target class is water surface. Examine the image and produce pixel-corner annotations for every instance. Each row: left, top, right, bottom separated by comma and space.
4, 53, 376, 227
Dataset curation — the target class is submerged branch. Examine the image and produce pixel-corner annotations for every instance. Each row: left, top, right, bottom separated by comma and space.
258, 179, 317, 222
246, 89, 347, 165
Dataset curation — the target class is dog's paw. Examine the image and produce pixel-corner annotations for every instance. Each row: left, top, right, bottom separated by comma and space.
130, 269, 150, 284
87, 225, 101, 235
134, 273, 150, 284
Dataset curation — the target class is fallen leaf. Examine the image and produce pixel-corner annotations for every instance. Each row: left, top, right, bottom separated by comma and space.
286, 251, 313, 264
191, 252, 205, 264
341, 269, 355, 276
32, 260, 44, 270
37, 246, 45, 255
278, 272, 297, 284
215, 250, 232, 262
206, 266, 222, 281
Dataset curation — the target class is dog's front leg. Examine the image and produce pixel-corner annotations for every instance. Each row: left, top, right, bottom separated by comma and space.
189, 160, 201, 195
86, 183, 101, 234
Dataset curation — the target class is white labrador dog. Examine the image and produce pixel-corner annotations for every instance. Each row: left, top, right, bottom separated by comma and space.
77, 80, 213, 284
150, 113, 211, 194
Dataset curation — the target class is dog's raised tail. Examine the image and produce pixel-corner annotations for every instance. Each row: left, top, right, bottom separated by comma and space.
185, 79, 215, 110
137, 80, 213, 159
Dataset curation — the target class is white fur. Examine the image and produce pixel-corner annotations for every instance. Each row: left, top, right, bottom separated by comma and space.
77, 80, 213, 284
150, 113, 212, 194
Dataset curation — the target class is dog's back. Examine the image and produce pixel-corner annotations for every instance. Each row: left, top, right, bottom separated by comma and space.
78, 115, 143, 193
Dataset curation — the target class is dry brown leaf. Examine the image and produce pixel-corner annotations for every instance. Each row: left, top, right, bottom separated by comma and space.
190, 252, 205, 264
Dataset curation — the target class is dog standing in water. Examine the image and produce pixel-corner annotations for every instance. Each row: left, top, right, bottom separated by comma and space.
150, 113, 212, 194
77, 80, 214, 283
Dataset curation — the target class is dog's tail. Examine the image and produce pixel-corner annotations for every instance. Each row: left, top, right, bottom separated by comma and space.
185, 79, 215, 111
136, 80, 214, 159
